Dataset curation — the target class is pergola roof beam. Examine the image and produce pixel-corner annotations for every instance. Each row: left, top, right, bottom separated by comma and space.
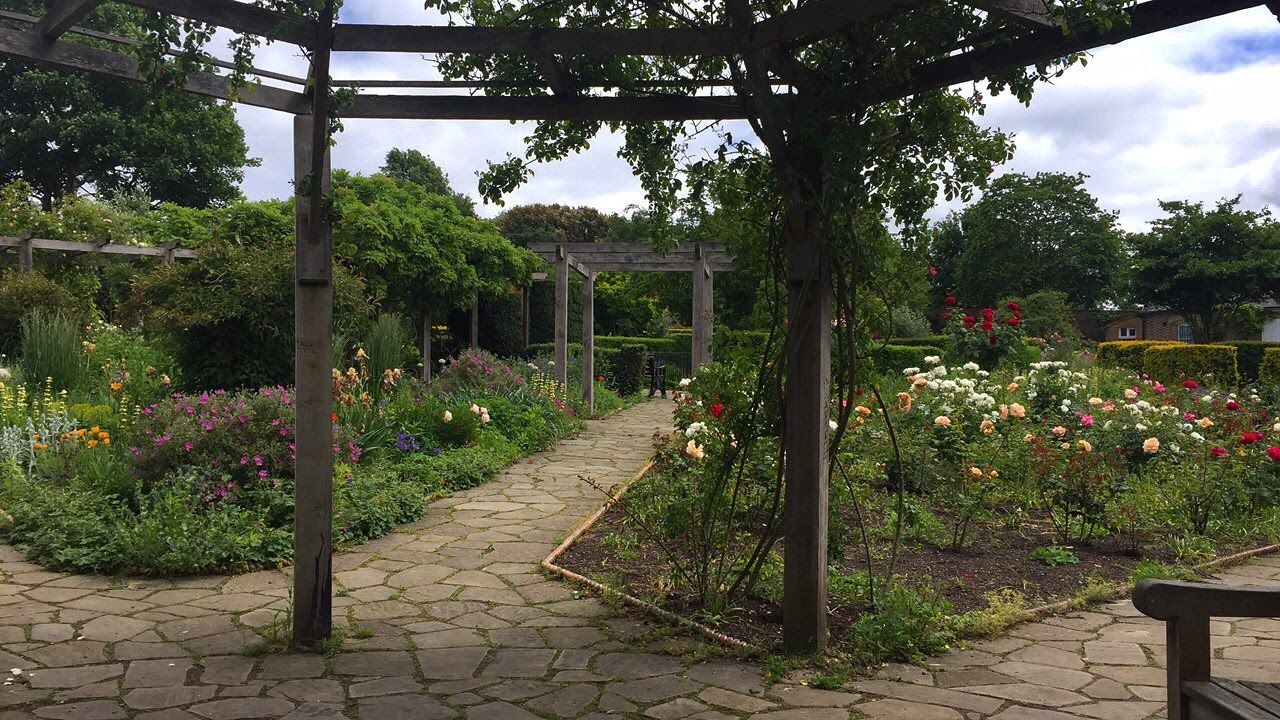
331, 23, 735, 55
113, 0, 317, 47
32, 0, 106, 40
960, 0, 1057, 28
344, 94, 751, 121
750, 0, 925, 48
0, 25, 309, 114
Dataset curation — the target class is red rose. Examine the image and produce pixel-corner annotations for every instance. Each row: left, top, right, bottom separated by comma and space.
596, 375, 605, 382
944, 295, 957, 306
1183, 380, 1199, 390
1269, 447, 1280, 462
711, 403, 726, 419
963, 315, 976, 328
981, 307, 995, 320
1241, 432, 1265, 445
989, 334, 998, 345
981, 320, 993, 332
1007, 317, 1020, 327
941, 311, 952, 321
1225, 400, 1241, 411
1007, 302, 1020, 312
1211, 447, 1228, 458
929, 267, 939, 277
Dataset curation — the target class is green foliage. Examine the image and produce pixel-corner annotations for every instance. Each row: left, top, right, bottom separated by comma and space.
945, 305, 1026, 370
1096, 341, 1178, 372
333, 463, 428, 545
871, 344, 943, 374
1142, 344, 1239, 388
360, 314, 413, 395
1130, 198, 1280, 342
392, 434, 522, 494
1222, 342, 1280, 382
1001, 291, 1082, 350
1030, 545, 1080, 566
943, 173, 1126, 309
610, 345, 647, 397
885, 336, 949, 348
82, 323, 180, 408
845, 584, 955, 663
0, 271, 86, 356
19, 310, 84, 394
1261, 349, 1280, 396
888, 307, 933, 339
1129, 559, 1195, 584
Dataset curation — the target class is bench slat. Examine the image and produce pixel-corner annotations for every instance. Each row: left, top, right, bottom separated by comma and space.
1185, 680, 1280, 720
1220, 681, 1280, 717
1245, 682, 1280, 708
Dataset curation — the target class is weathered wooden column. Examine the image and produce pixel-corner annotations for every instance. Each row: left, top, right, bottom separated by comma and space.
691, 245, 714, 368
782, 205, 831, 654
581, 271, 595, 415
18, 234, 33, 273
421, 312, 432, 382
469, 297, 479, 349
554, 245, 568, 387
292, 0, 336, 648
160, 241, 178, 267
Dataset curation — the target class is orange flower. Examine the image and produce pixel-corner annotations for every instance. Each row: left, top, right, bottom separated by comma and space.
109, 381, 122, 393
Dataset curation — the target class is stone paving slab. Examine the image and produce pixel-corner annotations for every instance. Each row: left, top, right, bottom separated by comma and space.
1, 398, 1277, 719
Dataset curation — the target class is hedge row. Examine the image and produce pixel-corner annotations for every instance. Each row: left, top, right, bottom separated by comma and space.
1098, 341, 1241, 387
871, 345, 944, 373
1261, 348, 1280, 391
1095, 341, 1180, 371
1221, 341, 1280, 381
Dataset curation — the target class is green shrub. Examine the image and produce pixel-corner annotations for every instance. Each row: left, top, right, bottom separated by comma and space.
845, 583, 955, 663
1223, 341, 1280, 382
1260, 348, 1280, 394
0, 271, 86, 356
394, 434, 521, 493
871, 344, 943, 374
886, 335, 949, 348
712, 330, 772, 358
334, 463, 427, 545
611, 345, 647, 396
433, 403, 482, 448
83, 324, 180, 407
1030, 545, 1079, 566
1095, 341, 1178, 371
1, 482, 126, 574
433, 349, 523, 397
19, 310, 84, 394
1142, 344, 1239, 387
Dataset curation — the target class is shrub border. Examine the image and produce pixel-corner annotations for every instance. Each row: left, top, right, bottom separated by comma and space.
543, 457, 1280, 653
540, 459, 764, 655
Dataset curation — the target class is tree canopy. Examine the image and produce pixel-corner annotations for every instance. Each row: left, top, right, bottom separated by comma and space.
932, 172, 1125, 309
1129, 197, 1280, 341
0, 1, 255, 209
380, 148, 476, 216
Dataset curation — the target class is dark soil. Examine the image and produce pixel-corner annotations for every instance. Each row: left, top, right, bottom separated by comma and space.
558, 492, 1216, 651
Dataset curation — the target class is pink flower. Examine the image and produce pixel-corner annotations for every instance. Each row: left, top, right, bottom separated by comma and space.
183, 441, 193, 452
1153, 382, 1165, 394
239, 456, 249, 465
1080, 415, 1095, 427
258, 470, 268, 478
253, 455, 264, 466
1211, 447, 1228, 458
1183, 413, 1197, 422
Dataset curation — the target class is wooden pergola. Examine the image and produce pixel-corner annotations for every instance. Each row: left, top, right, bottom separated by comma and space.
2, 0, 1274, 653
0, 234, 196, 269
526, 242, 735, 411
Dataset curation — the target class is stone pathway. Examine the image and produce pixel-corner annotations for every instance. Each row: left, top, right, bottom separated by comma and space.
0, 398, 1277, 719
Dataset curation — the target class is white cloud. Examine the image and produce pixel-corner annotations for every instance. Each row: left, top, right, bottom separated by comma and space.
232, 6, 1280, 229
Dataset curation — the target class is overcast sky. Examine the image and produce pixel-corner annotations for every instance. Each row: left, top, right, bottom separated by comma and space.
230, 4, 1280, 232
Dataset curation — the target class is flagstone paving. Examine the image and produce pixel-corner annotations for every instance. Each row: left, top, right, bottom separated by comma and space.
1, 397, 1278, 719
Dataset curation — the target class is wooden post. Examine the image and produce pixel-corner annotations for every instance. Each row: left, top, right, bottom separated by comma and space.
554, 245, 568, 387
18, 234, 33, 273
782, 205, 831, 655
469, 297, 479, 349
581, 272, 595, 415
160, 241, 178, 266
1166, 617, 1210, 720
421, 312, 432, 382
292, 0, 336, 649
692, 245, 714, 368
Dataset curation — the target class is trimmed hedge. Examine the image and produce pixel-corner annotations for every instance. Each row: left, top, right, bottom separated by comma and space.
1220, 341, 1280, 382
1096, 341, 1179, 371
1142, 344, 1239, 387
1259, 348, 1280, 393
872, 344, 944, 374
612, 345, 647, 396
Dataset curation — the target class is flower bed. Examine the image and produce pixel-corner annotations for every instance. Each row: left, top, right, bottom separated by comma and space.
0, 343, 587, 576
556, 354, 1280, 662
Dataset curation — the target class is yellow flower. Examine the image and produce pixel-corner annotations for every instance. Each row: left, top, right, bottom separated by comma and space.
355, 348, 368, 360
1088, 397, 1103, 406
969, 466, 983, 478
1142, 437, 1160, 454
1197, 417, 1213, 429
1052, 425, 1067, 437
102, 437, 110, 446
1061, 442, 1071, 450
685, 439, 705, 460
987, 469, 1000, 478
1077, 440, 1093, 452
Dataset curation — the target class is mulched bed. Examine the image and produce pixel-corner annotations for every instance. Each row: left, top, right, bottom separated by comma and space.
557, 490, 1222, 651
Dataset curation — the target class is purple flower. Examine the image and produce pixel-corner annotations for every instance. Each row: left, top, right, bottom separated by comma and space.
258, 470, 268, 478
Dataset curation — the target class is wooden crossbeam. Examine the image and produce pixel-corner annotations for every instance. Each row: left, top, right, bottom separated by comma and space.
344, 93, 752, 121
32, 0, 106, 40
331, 23, 734, 55
0, 26, 310, 114
113, 0, 316, 47
961, 0, 1057, 28
862, 0, 1262, 106
750, 0, 925, 47
0, 235, 197, 259
527, 242, 729, 255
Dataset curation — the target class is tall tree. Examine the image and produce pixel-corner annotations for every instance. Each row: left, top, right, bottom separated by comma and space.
943, 172, 1125, 309
0, 2, 254, 209
1130, 197, 1280, 341
380, 148, 477, 216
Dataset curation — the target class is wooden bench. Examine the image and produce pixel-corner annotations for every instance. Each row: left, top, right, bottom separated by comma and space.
1133, 579, 1280, 719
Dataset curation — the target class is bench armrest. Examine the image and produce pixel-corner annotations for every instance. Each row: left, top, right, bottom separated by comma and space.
1133, 579, 1280, 621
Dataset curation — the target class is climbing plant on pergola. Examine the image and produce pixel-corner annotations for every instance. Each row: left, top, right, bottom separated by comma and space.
2, 0, 1274, 654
